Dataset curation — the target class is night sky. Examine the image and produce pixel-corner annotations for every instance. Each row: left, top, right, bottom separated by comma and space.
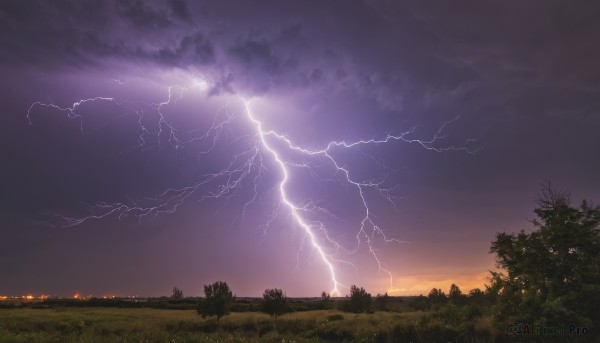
1, 1, 599, 298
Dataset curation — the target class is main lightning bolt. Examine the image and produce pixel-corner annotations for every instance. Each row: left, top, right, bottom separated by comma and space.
244, 101, 344, 294
27, 81, 477, 295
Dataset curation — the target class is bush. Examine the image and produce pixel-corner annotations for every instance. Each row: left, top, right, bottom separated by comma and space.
261, 288, 288, 317
318, 291, 332, 310
197, 281, 234, 322
344, 285, 372, 313
171, 287, 183, 299
375, 292, 391, 311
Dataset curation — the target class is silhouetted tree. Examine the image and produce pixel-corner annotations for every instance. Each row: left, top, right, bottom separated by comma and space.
197, 281, 234, 322
347, 285, 372, 313
489, 183, 600, 332
410, 295, 429, 311
375, 292, 391, 311
467, 287, 495, 309
448, 284, 463, 304
318, 291, 332, 310
427, 288, 447, 308
261, 288, 287, 317
468, 288, 484, 300
171, 287, 183, 299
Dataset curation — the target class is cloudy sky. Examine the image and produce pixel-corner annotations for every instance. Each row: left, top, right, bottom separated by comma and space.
1, 0, 599, 297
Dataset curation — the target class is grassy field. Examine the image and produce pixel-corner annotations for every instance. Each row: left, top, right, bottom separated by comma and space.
0, 307, 496, 342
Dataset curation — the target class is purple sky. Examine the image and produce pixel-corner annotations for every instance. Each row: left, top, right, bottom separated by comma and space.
1, 0, 600, 297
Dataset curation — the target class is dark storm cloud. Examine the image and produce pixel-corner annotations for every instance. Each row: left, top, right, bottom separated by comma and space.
116, 0, 172, 29
0, 1, 114, 68
2, 0, 599, 195
412, 1, 600, 112
167, 0, 190, 21
226, 37, 300, 93
0, 2, 216, 71
2, 0, 599, 111
0, 0, 595, 158
150, 32, 215, 67
229, 38, 283, 75
0, 0, 453, 104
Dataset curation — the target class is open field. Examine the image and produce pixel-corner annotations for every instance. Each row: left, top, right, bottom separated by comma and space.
0, 307, 496, 343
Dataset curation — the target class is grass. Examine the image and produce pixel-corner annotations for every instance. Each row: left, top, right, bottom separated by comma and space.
0, 307, 497, 342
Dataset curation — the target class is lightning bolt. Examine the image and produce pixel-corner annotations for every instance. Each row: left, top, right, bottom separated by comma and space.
27, 80, 477, 295
244, 101, 345, 294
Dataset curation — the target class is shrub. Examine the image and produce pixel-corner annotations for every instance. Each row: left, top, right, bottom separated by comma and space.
197, 281, 234, 322
345, 285, 372, 313
261, 288, 288, 317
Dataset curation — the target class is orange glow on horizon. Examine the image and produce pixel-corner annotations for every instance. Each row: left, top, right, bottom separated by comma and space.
383, 270, 493, 297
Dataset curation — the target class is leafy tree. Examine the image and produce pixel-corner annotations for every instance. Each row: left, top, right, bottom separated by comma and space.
197, 281, 234, 322
468, 288, 484, 300
318, 291, 332, 310
448, 284, 464, 304
489, 183, 600, 331
410, 295, 429, 311
427, 288, 447, 308
261, 288, 288, 317
467, 288, 491, 307
171, 287, 183, 299
375, 292, 391, 311
347, 285, 372, 313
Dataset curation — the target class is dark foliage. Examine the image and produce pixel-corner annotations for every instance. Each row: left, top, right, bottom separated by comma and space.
171, 287, 183, 299
341, 285, 372, 313
197, 281, 234, 322
488, 183, 600, 335
318, 291, 332, 310
261, 288, 288, 317
374, 292, 391, 311
427, 288, 447, 309
448, 283, 464, 305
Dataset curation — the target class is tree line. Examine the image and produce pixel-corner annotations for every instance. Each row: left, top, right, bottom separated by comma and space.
195, 281, 381, 322
192, 183, 599, 337
7, 183, 595, 338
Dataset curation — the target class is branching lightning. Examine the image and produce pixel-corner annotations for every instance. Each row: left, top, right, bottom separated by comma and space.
27, 80, 477, 295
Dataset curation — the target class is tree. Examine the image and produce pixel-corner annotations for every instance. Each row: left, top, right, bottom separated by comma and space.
171, 287, 183, 299
347, 285, 372, 313
375, 292, 391, 311
427, 288, 447, 308
318, 291, 332, 310
448, 284, 463, 304
197, 281, 234, 322
261, 288, 287, 317
489, 183, 600, 330
468, 288, 484, 302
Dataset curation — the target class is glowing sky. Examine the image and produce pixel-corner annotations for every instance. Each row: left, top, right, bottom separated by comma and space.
1, 1, 600, 297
